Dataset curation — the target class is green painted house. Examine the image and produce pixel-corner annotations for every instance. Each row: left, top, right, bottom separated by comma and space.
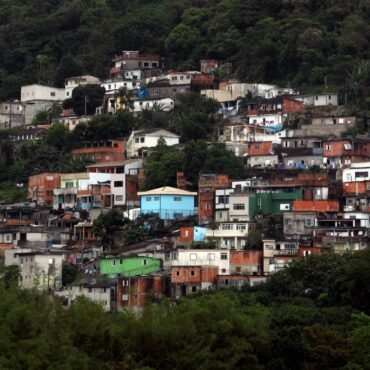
229, 185, 302, 220
100, 256, 162, 278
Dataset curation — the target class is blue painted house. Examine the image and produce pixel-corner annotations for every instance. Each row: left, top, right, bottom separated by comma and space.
138, 186, 197, 220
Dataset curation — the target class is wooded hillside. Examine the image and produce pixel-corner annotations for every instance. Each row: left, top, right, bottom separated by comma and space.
1, 0, 370, 99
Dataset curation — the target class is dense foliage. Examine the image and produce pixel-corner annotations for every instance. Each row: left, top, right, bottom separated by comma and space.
0, 249, 370, 369
1, 0, 370, 101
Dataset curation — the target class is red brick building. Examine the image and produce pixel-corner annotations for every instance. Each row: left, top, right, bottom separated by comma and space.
247, 141, 273, 156
198, 174, 230, 225
72, 140, 124, 163
230, 250, 263, 275
283, 98, 304, 113
28, 172, 61, 205
117, 274, 168, 310
171, 266, 219, 298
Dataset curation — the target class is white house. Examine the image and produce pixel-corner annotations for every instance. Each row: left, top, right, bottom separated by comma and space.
171, 249, 230, 275
21, 84, 65, 102
18, 252, 64, 290
57, 281, 117, 312
132, 98, 174, 113
65, 75, 101, 98
125, 128, 180, 158
295, 93, 338, 107
101, 79, 141, 94
165, 72, 193, 85
205, 222, 249, 249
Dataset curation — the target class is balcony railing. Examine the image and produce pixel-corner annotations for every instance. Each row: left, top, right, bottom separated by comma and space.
273, 249, 299, 256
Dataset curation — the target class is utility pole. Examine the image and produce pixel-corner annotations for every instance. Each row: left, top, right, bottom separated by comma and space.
84, 95, 87, 116
81, 223, 85, 271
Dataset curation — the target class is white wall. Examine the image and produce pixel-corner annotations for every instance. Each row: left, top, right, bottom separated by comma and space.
19, 254, 63, 290
21, 85, 65, 102
101, 80, 140, 93
247, 113, 283, 126
132, 98, 174, 112
58, 285, 113, 312
172, 249, 230, 274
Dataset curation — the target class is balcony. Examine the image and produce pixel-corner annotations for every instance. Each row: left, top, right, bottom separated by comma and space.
273, 249, 299, 256
54, 187, 78, 196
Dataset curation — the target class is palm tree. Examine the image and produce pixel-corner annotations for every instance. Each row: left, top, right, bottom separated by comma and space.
347, 59, 370, 108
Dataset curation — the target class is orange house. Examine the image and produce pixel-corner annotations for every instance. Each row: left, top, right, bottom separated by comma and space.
117, 274, 168, 310
198, 174, 230, 224
171, 266, 219, 298
230, 250, 263, 275
72, 140, 124, 163
28, 172, 61, 205
247, 141, 272, 156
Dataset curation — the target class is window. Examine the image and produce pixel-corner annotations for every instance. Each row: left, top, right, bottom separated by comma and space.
218, 195, 229, 204
115, 195, 123, 201
225, 279, 229, 285
176, 270, 180, 276
205, 203, 211, 211
66, 92, 70, 96
221, 253, 228, 260
122, 294, 128, 301
221, 269, 226, 273
191, 270, 195, 276
280, 204, 290, 211
174, 212, 183, 219
325, 144, 332, 150
88, 287, 92, 293
120, 259, 123, 264
143, 259, 147, 266
146, 196, 151, 201
174, 196, 182, 202
355, 171, 368, 178
154, 196, 159, 201
180, 75, 184, 80
190, 253, 197, 260
65, 182, 74, 188
140, 137, 145, 143
114, 181, 123, 187
222, 224, 233, 230
112, 260, 116, 266
122, 280, 128, 286
304, 250, 311, 257
50, 92, 55, 97
208, 253, 215, 260
304, 218, 313, 227
236, 224, 246, 230
191, 286, 197, 293
233, 204, 245, 210
315, 96, 318, 100
285, 243, 296, 249
255, 144, 260, 149
135, 138, 139, 143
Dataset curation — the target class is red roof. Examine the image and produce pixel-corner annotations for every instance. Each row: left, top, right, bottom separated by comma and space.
293, 200, 339, 212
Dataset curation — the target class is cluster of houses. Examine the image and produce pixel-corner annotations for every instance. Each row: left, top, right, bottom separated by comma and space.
1, 50, 370, 312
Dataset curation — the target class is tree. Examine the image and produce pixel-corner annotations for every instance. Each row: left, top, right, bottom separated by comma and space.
92, 209, 128, 252
202, 143, 245, 179
44, 123, 71, 151
144, 139, 185, 189
64, 84, 105, 116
